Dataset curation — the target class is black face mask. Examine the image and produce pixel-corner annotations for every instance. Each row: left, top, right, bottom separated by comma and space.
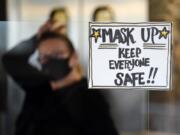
42, 57, 72, 81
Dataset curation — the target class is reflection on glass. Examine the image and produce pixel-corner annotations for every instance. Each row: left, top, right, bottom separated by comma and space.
49, 7, 69, 35
92, 6, 114, 22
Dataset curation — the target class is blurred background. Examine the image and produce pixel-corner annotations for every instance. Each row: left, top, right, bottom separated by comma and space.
0, 0, 180, 135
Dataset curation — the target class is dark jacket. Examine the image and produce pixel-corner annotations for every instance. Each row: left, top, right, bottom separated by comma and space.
2, 36, 119, 135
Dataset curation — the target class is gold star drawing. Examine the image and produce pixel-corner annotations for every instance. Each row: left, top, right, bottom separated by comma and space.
159, 27, 170, 39
90, 28, 101, 42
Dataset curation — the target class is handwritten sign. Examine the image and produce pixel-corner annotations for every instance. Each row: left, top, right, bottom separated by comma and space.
88, 22, 172, 90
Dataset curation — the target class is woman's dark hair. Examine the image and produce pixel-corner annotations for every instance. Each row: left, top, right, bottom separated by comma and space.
37, 32, 75, 54
92, 6, 114, 21
49, 7, 68, 20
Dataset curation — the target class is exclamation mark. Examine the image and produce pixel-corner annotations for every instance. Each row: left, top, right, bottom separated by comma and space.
147, 67, 153, 84
152, 68, 158, 84
147, 67, 158, 84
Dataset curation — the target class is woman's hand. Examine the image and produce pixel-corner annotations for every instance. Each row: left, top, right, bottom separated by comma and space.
50, 65, 83, 90
37, 20, 67, 38
37, 20, 52, 38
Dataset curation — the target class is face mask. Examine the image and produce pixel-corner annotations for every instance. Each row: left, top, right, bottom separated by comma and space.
42, 57, 71, 81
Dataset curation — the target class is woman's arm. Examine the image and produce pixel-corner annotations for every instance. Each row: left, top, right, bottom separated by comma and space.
2, 36, 48, 92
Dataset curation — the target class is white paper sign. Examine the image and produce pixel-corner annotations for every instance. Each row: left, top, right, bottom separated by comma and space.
88, 22, 172, 90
